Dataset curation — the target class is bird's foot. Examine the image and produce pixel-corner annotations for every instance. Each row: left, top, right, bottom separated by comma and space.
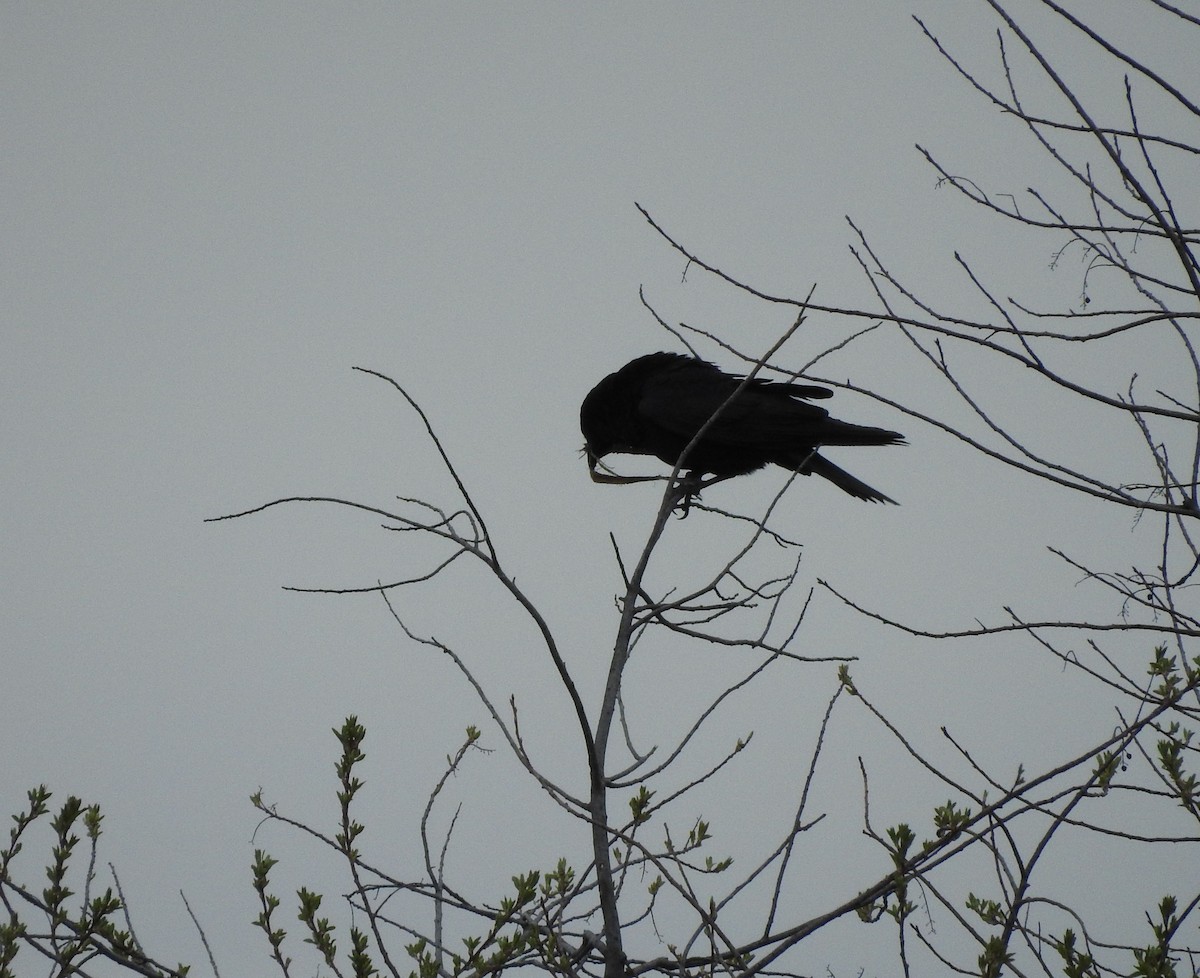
673, 473, 706, 517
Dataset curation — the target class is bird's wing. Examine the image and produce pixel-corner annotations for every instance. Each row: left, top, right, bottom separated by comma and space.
638, 361, 830, 446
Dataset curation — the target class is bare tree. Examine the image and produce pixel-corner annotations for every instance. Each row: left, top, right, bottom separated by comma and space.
4, 3, 1198, 977
631, 1, 1200, 974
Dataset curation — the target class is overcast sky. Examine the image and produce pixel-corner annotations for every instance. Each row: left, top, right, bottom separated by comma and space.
5, 4, 1196, 975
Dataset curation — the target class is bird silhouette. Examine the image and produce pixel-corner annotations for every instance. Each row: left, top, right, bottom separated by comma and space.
580, 352, 904, 503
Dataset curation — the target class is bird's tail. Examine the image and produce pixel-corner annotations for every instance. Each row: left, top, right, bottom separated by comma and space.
798, 453, 898, 504
816, 421, 906, 447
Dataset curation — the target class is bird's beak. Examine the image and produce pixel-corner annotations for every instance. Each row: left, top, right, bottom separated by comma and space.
586, 446, 659, 485
586, 448, 612, 483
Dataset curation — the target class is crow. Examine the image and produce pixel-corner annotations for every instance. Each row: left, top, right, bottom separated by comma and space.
580, 352, 904, 503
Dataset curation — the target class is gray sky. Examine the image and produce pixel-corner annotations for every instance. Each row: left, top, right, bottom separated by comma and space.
4, 4, 1196, 974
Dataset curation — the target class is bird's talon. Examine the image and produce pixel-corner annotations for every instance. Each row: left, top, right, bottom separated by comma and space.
673, 474, 704, 517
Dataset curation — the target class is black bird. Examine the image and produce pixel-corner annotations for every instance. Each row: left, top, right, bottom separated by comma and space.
580, 352, 904, 503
